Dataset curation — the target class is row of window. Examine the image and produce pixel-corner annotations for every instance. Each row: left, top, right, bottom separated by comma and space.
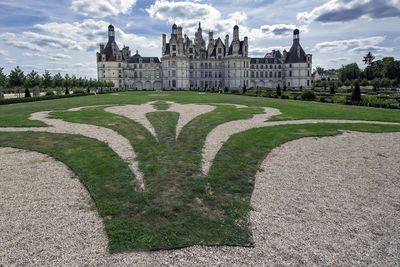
251, 64, 282, 70
101, 63, 159, 69
251, 71, 282, 78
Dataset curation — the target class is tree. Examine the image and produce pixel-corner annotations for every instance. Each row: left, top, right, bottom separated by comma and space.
329, 81, 335, 95
8, 66, 25, 96
26, 70, 41, 88
42, 70, 52, 90
64, 74, 71, 94
339, 63, 361, 81
351, 81, 361, 102
276, 84, 281, 96
53, 73, 63, 89
371, 78, 380, 91
0, 67, 7, 91
363, 52, 375, 66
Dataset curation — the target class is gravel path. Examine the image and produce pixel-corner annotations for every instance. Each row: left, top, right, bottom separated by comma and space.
165, 102, 215, 138
0, 111, 145, 191
106, 102, 159, 139
106, 102, 215, 139
201, 108, 400, 175
1, 131, 399, 266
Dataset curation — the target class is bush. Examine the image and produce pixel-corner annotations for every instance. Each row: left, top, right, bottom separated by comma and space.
361, 95, 379, 106
73, 89, 84, 94
301, 90, 316, 101
46, 91, 55, 96
333, 95, 347, 104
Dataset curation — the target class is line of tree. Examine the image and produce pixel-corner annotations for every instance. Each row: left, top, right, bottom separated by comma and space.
314, 54, 400, 90
0, 66, 114, 96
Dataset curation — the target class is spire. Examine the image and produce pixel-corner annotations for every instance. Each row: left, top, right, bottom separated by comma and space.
199, 21, 201, 29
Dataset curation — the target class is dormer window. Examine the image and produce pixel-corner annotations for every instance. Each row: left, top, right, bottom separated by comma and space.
218, 47, 222, 53
172, 45, 176, 51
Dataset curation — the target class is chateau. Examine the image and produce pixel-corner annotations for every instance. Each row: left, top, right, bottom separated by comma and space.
97, 23, 312, 90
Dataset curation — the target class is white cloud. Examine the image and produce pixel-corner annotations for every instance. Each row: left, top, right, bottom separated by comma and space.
147, 1, 221, 25
71, 0, 137, 18
0, 49, 8, 56
314, 36, 386, 53
328, 57, 349, 63
146, 0, 247, 36
22, 52, 45, 57
297, 0, 400, 24
6, 58, 16, 64
34, 19, 157, 52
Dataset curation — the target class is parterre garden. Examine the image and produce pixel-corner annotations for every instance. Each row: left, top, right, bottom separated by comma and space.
1, 91, 400, 252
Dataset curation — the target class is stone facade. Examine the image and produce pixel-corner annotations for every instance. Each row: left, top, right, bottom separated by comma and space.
97, 24, 312, 90
97, 25, 162, 90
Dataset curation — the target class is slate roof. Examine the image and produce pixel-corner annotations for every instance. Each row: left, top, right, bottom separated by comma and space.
250, 58, 281, 64
102, 39, 119, 61
285, 40, 307, 63
228, 41, 244, 55
128, 53, 160, 63
209, 38, 225, 57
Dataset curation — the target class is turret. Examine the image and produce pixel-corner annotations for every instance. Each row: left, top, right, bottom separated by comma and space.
108, 24, 115, 42
233, 25, 239, 41
293, 29, 300, 43
172, 24, 178, 35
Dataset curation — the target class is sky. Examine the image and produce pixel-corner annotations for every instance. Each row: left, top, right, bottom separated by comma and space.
0, 0, 399, 78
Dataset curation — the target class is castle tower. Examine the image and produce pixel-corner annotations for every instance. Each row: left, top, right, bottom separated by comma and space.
108, 24, 115, 42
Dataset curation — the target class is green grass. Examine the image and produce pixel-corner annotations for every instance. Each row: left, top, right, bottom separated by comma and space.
1, 91, 399, 127
0, 91, 399, 251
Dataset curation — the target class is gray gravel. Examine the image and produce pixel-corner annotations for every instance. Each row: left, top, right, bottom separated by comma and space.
1, 131, 399, 266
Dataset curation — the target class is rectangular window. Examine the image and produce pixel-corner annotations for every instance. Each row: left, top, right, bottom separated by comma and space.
289, 71, 292, 77
172, 45, 176, 51
218, 48, 222, 53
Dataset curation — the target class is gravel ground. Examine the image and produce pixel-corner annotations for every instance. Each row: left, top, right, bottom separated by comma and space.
106, 102, 215, 139
0, 111, 145, 190
165, 102, 215, 138
106, 102, 159, 139
1, 131, 399, 266
201, 108, 400, 175
202, 107, 282, 174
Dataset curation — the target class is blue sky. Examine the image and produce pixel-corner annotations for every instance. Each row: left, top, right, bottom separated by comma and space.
1, 0, 399, 78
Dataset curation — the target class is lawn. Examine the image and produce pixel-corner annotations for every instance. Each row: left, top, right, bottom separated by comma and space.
0, 91, 399, 251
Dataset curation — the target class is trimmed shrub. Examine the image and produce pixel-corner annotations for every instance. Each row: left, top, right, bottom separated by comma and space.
301, 90, 316, 101
0, 92, 92, 105
351, 82, 361, 102
24, 88, 31, 98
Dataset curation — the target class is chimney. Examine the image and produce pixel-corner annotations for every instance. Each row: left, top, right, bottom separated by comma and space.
177, 26, 183, 38
100, 44, 104, 53
225, 34, 229, 55
208, 31, 214, 45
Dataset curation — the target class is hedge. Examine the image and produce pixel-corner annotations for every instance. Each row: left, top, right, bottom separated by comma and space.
0, 92, 94, 105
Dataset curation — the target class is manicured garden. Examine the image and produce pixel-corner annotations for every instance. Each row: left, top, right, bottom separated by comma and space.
0, 91, 399, 251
